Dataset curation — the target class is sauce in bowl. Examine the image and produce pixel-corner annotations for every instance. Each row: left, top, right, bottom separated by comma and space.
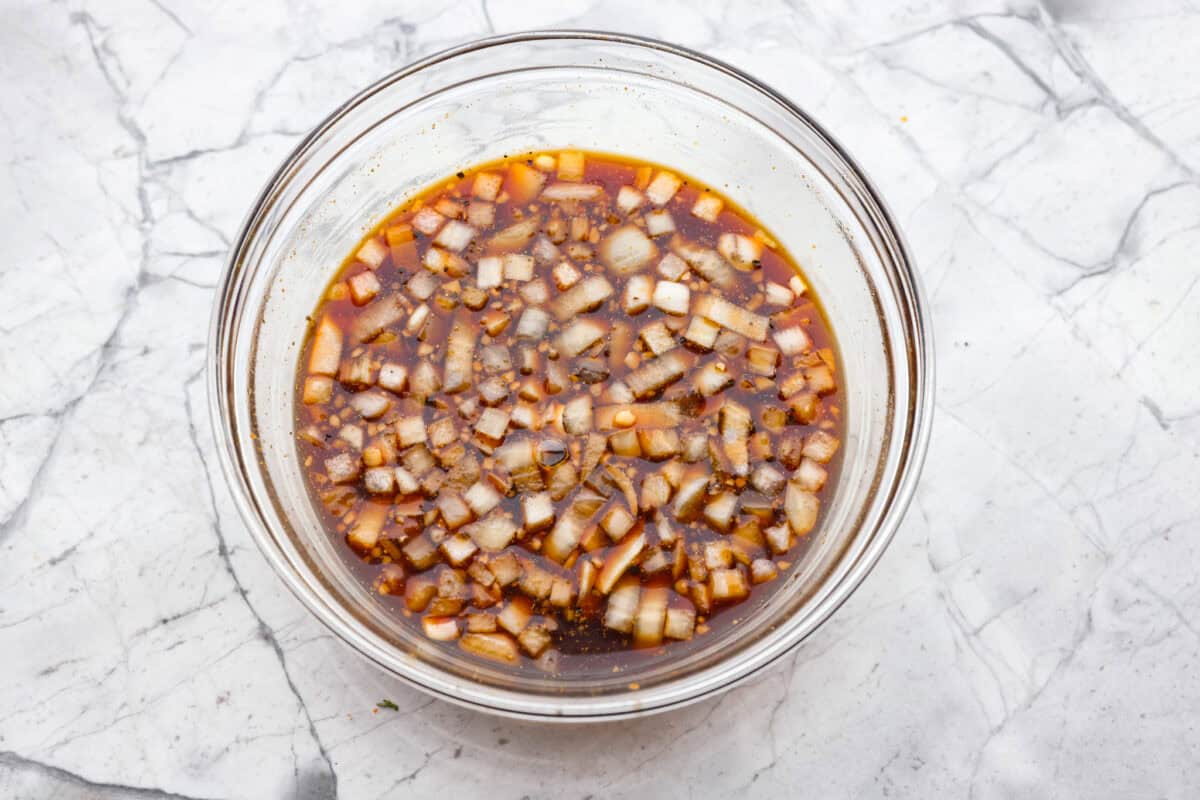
294, 150, 842, 674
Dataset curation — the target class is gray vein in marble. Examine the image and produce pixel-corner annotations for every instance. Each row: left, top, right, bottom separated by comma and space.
0, 751, 217, 800
183, 371, 340, 797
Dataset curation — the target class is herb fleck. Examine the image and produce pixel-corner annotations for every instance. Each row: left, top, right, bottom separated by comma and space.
378, 699, 399, 711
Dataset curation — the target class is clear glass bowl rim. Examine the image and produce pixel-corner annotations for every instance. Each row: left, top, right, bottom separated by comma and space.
207, 29, 935, 721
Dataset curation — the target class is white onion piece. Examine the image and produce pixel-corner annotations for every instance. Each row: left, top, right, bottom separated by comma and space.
638, 321, 676, 356
557, 152, 585, 181
542, 182, 604, 201
324, 453, 361, 485
394, 467, 419, 495
765, 281, 794, 307
595, 402, 682, 430
348, 271, 381, 304
307, 316, 343, 375
651, 280, 690, 315
347, 502, 388, 551
515, 307, 550, 340
562, 394, 594, 435
443, 317, 478, 394
717, 232, 763, 269
802, 430, 840, 463
434, 220, 477, 252
362, 467, 395, 495
557, 318, 608, 356
793, 458, 828, 492
657, 252, 688, 281
503, 253, 535, 281
488, 216, 541, 251
522, 492, 555, 533
603, 577, 640, 633
423, 616, 461, 641
694, 295, 768, 341
622, 274, 654, 315
617, 185, 645, 213
599, 225, 657, 276
664, 605, 696, 640
671, 239, 737, 289
349, 392, 390, 420
644, 171, 682, 205
772, 325, 813, 355
477, 255, 503, 290
464, 481, 502, 517
551, 275, 614, 320
633, 584, 668, 647
703, 491, 738, 533
474, 407, 511, 444
302, 376, 333, 404
351, 294, 406, 343
356, 237, 389, 268
465, 514, 519, 552
543, 494, 604, 562
377, 363, 407, 394
709, 568, 749, 601
765, 524, 791, 555
600, 505, 636, 541
691, 193, 724, 222
682, 315, 720, 350
785, 481, 819, 536
626, 350, 692, 398
412, 207, 445, 235
750, 464, 787, 495
750, 559, 779, 584
459, 632, 519, 664
693, 361, 733, 397
466, 201, 495, 228
404, 303, 430, 336
472, 172, 503, 201
672, 470, 709, 521
644, 209, 676, 237
596, 530, 646, 594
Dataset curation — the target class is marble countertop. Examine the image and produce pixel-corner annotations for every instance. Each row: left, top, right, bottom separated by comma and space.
4, 0, 1199, 797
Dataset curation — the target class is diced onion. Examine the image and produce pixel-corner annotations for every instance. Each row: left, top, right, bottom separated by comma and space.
603, 577, 640, 633
651, 280, 690, 316
308, 316, 343, 375
423, 616, 461, 641
694, 294, 768, 341
633, 584, 669, 647
772, 325, 813, 355
346, 502, 387, 551
644, 171, 682, 205
434, 220, 477, 252
443, 317, 478, 394
542, 182, 604, 201
644, 210, 676, 237
472, 172, 503, 201
717, 232, 763, 269
599, 225, 657, 276
785, 481, 820, 536
622, 274, 654, 315
691, 193, 724, 222
460, 632, 519, 664
617, 185, 645, 213
551, 275, 614, 320
465, 513, 519, 552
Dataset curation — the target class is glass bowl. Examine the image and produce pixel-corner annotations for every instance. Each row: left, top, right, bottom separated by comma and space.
208, 31, 933, 720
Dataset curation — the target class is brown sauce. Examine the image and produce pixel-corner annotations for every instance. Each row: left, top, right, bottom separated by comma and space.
293, 151, 843, 676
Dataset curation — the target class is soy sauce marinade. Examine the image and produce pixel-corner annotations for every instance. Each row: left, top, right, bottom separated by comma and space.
295, 151, 842, 676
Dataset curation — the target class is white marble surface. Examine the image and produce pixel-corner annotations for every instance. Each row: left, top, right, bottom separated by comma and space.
2, 0, 1199, 797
